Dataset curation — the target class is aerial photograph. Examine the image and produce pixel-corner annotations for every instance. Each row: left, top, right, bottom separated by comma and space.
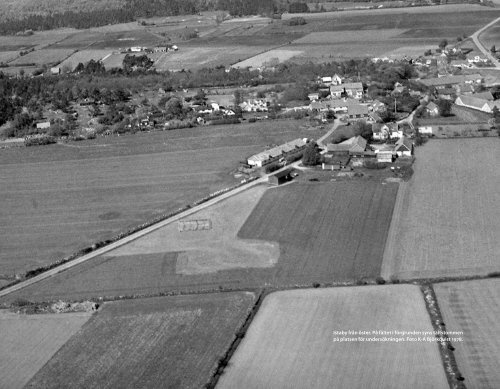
0, 0, 499, 388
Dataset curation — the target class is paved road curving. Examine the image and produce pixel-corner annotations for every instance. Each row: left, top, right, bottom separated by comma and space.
471, 16, 500, 69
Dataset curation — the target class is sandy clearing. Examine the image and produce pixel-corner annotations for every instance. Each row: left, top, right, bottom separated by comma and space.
104, 184, 279, 275
0, 310, 92, 389
217, 285, 448, 389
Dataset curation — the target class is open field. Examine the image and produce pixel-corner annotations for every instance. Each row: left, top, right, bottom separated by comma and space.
154, 45, 271, 71
382, 139, 500, 279
217, 286, 448, 389
478, 20, 500, 53
0, 51, 18, 63
0, 310, 92, 389
435, 279, 500, 389
102, 53, 127, 69
57, 49, 113, 70
1, 180, 396, 302
2, 185, 274, 301
0, 120, 322, 278
285, 9, 500, 61
26, 292, 255, 389
0, 28, 78, 51
231, 49, 303, 69
8, 48, 74, 66
88, 30, 161, 50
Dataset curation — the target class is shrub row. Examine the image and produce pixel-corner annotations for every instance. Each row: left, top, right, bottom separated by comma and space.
421, 284, 466, 389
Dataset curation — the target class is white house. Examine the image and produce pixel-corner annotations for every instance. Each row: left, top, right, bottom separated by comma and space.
332, 74, 343, 85
418, 126, 433, 135
394, 137, 414, 157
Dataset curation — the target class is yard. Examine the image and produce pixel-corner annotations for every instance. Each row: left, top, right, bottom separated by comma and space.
434, 279, 500, 389
382, 138, 500, 279
25, 292, 255, 389
217, 285, 448, 389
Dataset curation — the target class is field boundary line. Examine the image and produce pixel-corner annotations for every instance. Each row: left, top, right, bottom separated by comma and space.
0, 175, 273, 298
380, 180, 408, 280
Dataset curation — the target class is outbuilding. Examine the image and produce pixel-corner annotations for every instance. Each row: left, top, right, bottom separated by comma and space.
268, 169, 293, 185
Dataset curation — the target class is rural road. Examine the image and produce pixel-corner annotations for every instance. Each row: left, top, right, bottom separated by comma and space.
471, 16, 500, 69
317, 118, 341, 148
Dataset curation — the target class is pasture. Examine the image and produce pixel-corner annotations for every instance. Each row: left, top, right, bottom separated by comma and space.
0, 310, 92, 389
26, 292, 255, 389
382, 139, 500, 280
0, 28, 78, 51
479, 20, 500, 53
102, 53, 127, 69
217, 286, 448, 389
8, 48, 74, 66
1, 180, 396, 302
435, 279, 500, 389
231, 49, 303, 69
0, 120, 322, 278
57, 49, 113, 70
153, 45, 270, 71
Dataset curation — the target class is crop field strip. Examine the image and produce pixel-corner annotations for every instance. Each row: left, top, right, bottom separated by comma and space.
25, 292, 256, 389
434, 279, 500, 389
1, 180, 397, 303
216, 286, 448, 389
0, 121, 322, 278
0, 310, 93, 389
8, 48, 75, 66
383, 139, 500, 279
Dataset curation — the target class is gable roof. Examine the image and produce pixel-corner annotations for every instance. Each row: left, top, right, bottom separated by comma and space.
455, 94, 490, 110
472, 91, 494, 101
330, 82, 363, 92
395, 136, 413, 151
426, 101, 438, 111
348, 104, 369, 115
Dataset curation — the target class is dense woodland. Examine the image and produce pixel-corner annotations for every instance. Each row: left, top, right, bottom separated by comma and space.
0, 0, 278, 34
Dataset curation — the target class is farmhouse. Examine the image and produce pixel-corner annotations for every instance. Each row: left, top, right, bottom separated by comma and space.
455, 95, 500, 113
330, 82, 363, 99
268, 169, 293, 185
425, 101, 439, 116
247, 138, 307, 167
308, 93, 319, 102
372, 123, 390, 140
394, 137, 414, 157
418, 126, 433, 135
36, 121, 51, 130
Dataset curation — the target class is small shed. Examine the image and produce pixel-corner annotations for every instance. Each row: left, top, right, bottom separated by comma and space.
268, 169, 292, 185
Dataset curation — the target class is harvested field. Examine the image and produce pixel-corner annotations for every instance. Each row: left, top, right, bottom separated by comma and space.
0, 120, 322, 278
27, 292, 255, 389
9, 48, 74, 66
0, 51, 18, 63
232, 49, 303, 69
217, 286, 448, 389
435, 279, 500, 389
102, 52, 127, 69
88, 30, 161, 50
285, 9, 500, 61
0, 310, 92, 389
2, 180, 395, 302
0, 28, 78, 51
382, 139, 500, 279
57, 49, 113, 70
154, 45, 270, 71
